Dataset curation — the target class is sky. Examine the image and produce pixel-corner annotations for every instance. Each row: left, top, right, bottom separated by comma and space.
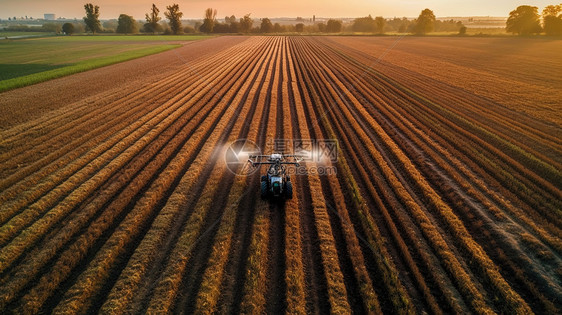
0, 0, 556, 20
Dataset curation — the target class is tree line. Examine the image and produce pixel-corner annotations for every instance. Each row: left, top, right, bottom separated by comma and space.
349, 9, 459, 35
507, 4, 562, 35
71, 4, 454, 36
47, 2, 562, 36
63, 3, 184, 35
74, 3, 345, 35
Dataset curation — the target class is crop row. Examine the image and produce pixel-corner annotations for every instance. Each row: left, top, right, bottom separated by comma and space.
301, 37, 560, 313
0, 37, 268, 312
322, 38, 562, 224
191, 37, 281, 314
332, 39, 560, 226
0, 38, 261, 267
103, 37, 275, 314
311, 36, 562, 311
292, 37, 526, 313
292, 37, 451, 314
323, 43, 562, 312
99, 37, 272, 314
52, 37, 272, 314
1, 36, 559, 313
0, 46, 224, 189
290, 39, 407, 314
238, 36, 284, 314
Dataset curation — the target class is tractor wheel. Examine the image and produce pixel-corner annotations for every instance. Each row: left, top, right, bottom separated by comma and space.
285, 181, 293, 199
261, 180, 268, 199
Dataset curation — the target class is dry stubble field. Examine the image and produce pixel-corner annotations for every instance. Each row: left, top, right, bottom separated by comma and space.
0, 36, 561, 314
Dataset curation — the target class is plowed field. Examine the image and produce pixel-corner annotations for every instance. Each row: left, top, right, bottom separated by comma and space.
1, 36, 561, 314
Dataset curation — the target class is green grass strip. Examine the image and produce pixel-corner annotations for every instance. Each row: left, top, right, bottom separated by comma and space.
45, 35, 212, 42
0, 44, 180, 92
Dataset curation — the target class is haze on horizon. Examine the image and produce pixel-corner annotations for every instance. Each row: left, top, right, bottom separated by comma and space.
0, 0, 555, 20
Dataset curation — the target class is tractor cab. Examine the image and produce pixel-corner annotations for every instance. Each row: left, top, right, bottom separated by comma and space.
270, 178, 283, 196
248, 153, 303, 200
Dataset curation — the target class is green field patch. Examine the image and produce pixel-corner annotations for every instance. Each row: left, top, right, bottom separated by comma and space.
51, 34, 213, 42
0, 45, 179, 92
0, 35, 210, 92
0, 32, 55, 38
0, 63, 68, 80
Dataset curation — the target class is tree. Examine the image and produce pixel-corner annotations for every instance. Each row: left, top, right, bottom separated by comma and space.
506, 5, 541, 35
43, 23, 62, 33
225, 15, 236, 24
183, 25, 196, 33
165, 3, 183, 34
543, 4, 560, 16
200, 8, 217, 33
413, 8, 436, 35
73, 22, 86, 33
194, 21, 202, 32
260, 18, 273, 33
103, 20, 118, 32
213, 23, 231, 33
434, 19, 464, 32
229, 20, 240, 32
326, 19, 342, 32
398, 23, 407, 33
543, 4, 562, 36
62, 23, 75, 35
83, 3, 101, 34
273, 22, 283, 33
353, 15, 376, 32
117, 14, 138, 34
375, 16, 385, 33
239, 14, 253, 33
145, 4, 162, 34
295, 23, 304, 32
458, 25, 467, 35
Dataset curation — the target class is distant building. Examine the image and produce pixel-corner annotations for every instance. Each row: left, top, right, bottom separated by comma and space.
44, 14, 56, 20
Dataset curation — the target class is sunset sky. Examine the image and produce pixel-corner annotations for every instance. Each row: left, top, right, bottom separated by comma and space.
0, 0, 556, 20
